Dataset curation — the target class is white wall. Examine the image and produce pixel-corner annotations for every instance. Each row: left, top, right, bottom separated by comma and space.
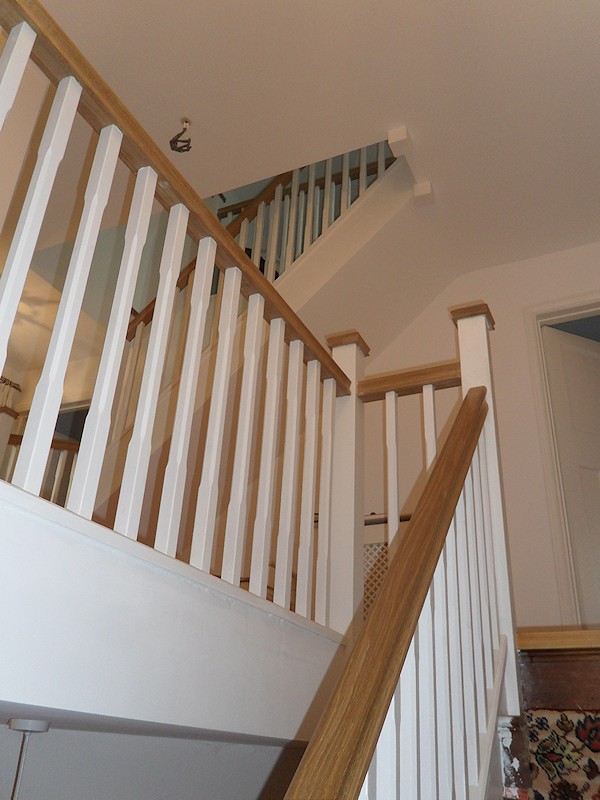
0, 724, 303, 800
366, 239, 600, 627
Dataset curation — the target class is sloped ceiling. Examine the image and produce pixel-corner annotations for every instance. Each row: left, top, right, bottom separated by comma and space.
31, 0, 600, 298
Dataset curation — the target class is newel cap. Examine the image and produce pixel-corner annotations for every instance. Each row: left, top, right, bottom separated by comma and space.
325, 330, 370, 357
450, 302, 495, 331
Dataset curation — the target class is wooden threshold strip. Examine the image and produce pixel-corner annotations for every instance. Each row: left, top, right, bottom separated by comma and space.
517, 626, 600, 651
358, 360, 461, 403
285, 386, 488, 799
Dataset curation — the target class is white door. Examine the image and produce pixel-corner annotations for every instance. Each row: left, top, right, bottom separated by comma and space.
542, 325, 600, 624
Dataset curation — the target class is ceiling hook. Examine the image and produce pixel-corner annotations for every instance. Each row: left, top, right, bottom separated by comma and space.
170, 118, 191, 153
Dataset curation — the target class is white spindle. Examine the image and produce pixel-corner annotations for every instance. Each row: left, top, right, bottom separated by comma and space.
67, 167, 157, 517
252, 203, 265, 267
340, 152, 350, 212
190, 266, 243, 572
249, 318, 286, 598
278, 193, 291, 276
0, 76, 81, 377
153, 238, 218, 557
377, 141, 385, 178
265, 184, 283, 283
303, 163, 316, 251
384, 391, 399, 550
464, 466, 487, 735
478, 434, 500, 649
359, 147, 367, 196
273, 339, 304, 609
399, 639, 419, 799
321, 158, 333, 233
111, 321, 144, 441
13, 125, 122, 495
295, 188, 306, 259
295, 359, 320, 618
221, 293, 266, 584
0, 21, 35, 132
114, 204, 189, 539
238, 217, 249, 251
455, 489, 480, 787
376, 697, 398, 798
472, 445, 494, 688
4, 443, 18, 482
49, 449, 68, 504
284, 168, 300, 271
446, 517, 469, 800
314, 377, 335, 626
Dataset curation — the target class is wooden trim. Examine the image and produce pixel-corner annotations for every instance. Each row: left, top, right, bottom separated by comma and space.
0, 405, 18, 418
450, 302, 495, 330
285, 387, 488, 799
358, 360, 461, 403
0, 0, 350, 396
326, 330, 370, 357
225, 170, 294, 239
127, 257, 198, 340
8, 433, 79, 452
517, 626, 600, 651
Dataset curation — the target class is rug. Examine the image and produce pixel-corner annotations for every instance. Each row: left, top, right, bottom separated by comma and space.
527, 709, 600, 799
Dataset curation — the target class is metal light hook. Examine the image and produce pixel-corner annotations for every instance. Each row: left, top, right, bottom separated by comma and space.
170, 118, 191, 153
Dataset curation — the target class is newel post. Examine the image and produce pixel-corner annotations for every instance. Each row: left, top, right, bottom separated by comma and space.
326, 330, 369, 642
452, 303, 521, 717
0, 376, 20, 461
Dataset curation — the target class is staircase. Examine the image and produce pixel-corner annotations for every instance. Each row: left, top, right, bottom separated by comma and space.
0, 3, 521, 798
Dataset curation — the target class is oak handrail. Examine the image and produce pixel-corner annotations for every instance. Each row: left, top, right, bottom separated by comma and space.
0, 0, 350, 395
224, 169, 294, 238
358, 359, 461, 403
8, 433, 79, 452
284, 386, 488, 799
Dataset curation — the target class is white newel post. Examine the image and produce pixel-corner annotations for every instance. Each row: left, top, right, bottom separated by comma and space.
453, 303, 521, 717
326, 330, 369, 641
0, 376, 20, 463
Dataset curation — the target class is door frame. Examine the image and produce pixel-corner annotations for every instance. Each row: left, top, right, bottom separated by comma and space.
526, 293, 600, 625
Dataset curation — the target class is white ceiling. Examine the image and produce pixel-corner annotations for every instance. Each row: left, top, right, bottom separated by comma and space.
27, 0, 600, 320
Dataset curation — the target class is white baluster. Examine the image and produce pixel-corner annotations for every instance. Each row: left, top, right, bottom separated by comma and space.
464, 466, 488, 734
67, 166, 157, 517
284, 168, 300, 271
359, 147, 367, 196
399, 638, 419, 799
0, 76, 81, 377
265, 184, 283, 283
5, 443, 18, 482
0, 21, 35, 132
455, 489, 480, 787
478, 434, 500, 649
377, 141, 385, 178
249, 318, 285, 598
340, 152, 350, 213
446, 517, 469, 800
252, 203, 265, 267
114, 204, 189, 539
314, 377, 335, 626
423, 384, 454, 799
295, 359, 320, 618
154, 238, 217, 556
221, 293, 266, 584
321, 158, 333, 232
190, 266, 242, 572
472, 445, 494, 688
295, 187, 306, 259
111, 321, 144, 441
303, 163, 316, 251
238, 217, 249, 251
384, 391, 399, 551
278, 193, 290, 276
13, 125, 122, 495
66, 451, 77, 499
273, 339, 304, 609
50, 449, 68, 504
376, 697, 398, 798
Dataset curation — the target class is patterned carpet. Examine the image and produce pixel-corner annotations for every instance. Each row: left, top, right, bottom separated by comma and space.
527, 709, 600, 799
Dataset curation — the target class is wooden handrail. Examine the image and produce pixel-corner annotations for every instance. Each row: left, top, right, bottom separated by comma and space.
8, 433, 79, 452
224, 170, 294, 238
284, 386, 488, 799
0, 0, 350, 395
357, 360, 461, 403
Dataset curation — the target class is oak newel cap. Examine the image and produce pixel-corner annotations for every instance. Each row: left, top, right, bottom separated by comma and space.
450, 302, 495, 331
325, 330, 370, 357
